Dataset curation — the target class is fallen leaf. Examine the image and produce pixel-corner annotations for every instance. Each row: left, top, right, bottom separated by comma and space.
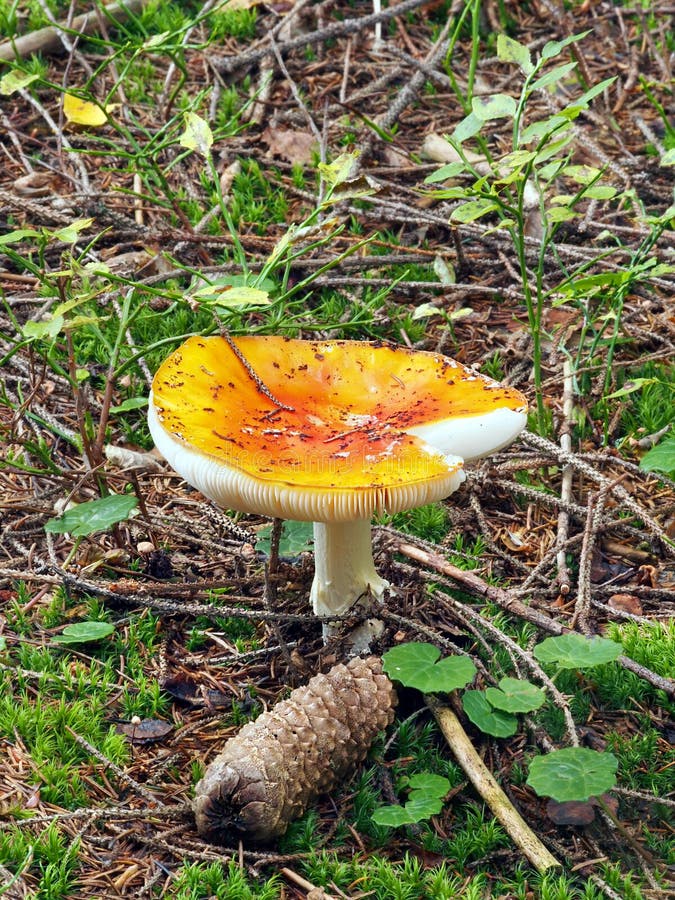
607, 593, 643, 616
637, 564, 658, 587
546, 798, 596, 826
261, 125, 317, 165
13, 173, 62, 197
116, 718, 173, 744
63, 93, 108, 127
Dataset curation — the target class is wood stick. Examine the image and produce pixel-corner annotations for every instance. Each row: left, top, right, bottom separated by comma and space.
426, 696, 561, 873
0, 0, 146, 61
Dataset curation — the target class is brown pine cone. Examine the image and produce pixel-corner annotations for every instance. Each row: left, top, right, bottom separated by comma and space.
193, 655, 397, 843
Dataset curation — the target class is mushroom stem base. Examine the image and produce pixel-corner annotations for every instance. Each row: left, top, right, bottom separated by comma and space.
310, 519, 389, 646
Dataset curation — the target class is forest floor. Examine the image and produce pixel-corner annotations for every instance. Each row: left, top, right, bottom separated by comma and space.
0, 0, 673, 897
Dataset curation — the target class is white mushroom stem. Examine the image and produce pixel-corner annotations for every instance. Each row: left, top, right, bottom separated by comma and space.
310, 519, 390, 643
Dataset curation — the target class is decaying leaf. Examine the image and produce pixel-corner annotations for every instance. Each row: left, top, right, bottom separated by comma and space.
193, 656, 397, 842
607, 593, 644, 616
116, 718, 173, 744
261, 124, 317, 164
63, 93, 109, 127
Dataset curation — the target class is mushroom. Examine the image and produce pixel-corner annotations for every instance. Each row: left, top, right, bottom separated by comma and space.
148, 336, 527, 648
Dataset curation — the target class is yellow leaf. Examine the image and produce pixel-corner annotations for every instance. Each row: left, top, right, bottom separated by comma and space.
63, 93, 108, 127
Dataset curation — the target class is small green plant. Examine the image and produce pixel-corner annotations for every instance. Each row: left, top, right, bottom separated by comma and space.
372, 773, 451, 826
378, 635, 622, 829
424, 31, 675, 434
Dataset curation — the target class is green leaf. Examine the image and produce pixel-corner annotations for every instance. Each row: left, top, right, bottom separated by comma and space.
471, 94, 517, 122
52, 621, 115, 645
318, 151, 360, 187
640, 433, 675, 476
22, 315, 65, 341
452, 112, 483, 144
382, 643, 476, 694
407, 773, 451, 796
500, 150, 536, 171
0, 70, 39, 95
541, 31, 591, 61
143, 31, 171, 50
402, 793, 444, 820
485, 677, 546, 713
583, 185, 617, 200
422, 186, 468, 201
462, 690, 518, 737
257, 520, 314, 558
179, 112, 214, 158
497, 34, 534, 75
450, 199, 499, 223
109, 397, 149, 415
53, 218, 94, 243
533, 634, 622, 670
566, 77, 617, 111
424, 161, 468, 184
0, 228, 41, 245
371, 806, 416, 827
530, 62, 578, 93
45, 495, 138, 537
372, 773, 450, 827
547, 206, 577, 224
660, 148, 675, 167
605, 377, 659, 399
527, 748, 618, 802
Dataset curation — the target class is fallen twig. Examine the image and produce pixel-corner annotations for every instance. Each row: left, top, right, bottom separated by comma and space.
426, 696, 561, 873
0, 0, 146, 61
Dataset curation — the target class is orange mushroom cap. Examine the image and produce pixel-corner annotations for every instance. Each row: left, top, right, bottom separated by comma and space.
148, 336, 527, 522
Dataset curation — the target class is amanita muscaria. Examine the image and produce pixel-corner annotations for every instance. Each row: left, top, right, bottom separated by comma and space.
148, 336, 527, 645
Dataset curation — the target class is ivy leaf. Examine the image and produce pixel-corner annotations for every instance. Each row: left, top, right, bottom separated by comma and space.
382, 643, 476, 694
462, 690, 518, 737
640, 433, 675, 476
485, 677, 546, 713
179, 112, 214, 158
371, 773, 450, 827
45, 495, 138, 537
527, 748, 618, 802
52, 621, 115, 645
533, 634, 622, 670
497, 34, 534, 75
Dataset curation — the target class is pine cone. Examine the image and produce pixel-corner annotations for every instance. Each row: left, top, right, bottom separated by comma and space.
193, 656, 397, 843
